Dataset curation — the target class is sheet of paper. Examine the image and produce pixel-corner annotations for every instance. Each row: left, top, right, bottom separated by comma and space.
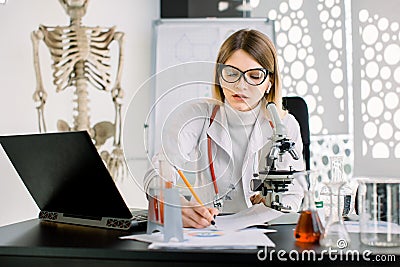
120, 204, 282, 249
214, 203, 283, 231
121, 228, 276, 250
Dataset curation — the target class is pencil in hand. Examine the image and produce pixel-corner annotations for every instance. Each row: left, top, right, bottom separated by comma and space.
173, 165, 216, 226
173, 165, 203, 205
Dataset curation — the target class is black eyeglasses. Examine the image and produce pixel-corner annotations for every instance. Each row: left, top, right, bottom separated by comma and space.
218, 64, 269, 86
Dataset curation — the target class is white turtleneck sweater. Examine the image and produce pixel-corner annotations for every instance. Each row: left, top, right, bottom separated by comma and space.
222, 101, 261, 213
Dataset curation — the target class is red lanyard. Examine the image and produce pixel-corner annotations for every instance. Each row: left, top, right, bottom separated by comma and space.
207, 105, 220, 195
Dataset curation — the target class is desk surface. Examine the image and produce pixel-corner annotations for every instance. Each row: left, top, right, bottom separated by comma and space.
0, 219, 399, 267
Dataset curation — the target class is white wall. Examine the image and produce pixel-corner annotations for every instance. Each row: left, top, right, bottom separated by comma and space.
0, 0, 158, 227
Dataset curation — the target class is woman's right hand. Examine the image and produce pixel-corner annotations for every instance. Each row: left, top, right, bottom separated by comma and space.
181, 198, 219, 228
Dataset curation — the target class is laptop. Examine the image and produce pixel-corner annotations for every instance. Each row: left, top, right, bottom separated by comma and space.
0, 131, 147, 230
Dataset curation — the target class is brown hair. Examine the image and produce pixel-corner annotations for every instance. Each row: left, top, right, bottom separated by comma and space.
212, 29, 282, 109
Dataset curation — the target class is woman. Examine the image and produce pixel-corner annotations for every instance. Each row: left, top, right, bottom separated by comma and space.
144, 29, 304, 228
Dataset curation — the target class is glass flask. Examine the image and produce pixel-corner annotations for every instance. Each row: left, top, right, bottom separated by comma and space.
319, 156, 350, 247
294, 171, 324, 243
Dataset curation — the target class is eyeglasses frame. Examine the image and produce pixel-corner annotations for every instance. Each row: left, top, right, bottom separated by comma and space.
217, 64, 270, 86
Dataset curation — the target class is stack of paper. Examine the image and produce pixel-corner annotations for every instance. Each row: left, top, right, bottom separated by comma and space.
120, 204, 283, 249
122, 228, 276, 249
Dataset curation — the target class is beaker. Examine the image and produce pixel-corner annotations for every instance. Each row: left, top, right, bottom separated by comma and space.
319, 156, 351, 247
294, 171, 324, 243
146, 154, 184, 241
147, 154, 174, 228
357, 177, 400, 247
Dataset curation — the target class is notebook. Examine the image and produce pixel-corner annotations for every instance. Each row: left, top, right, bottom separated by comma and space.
0, 131, 147, 230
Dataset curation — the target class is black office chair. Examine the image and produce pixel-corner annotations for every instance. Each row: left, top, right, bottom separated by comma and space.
282, 96, 310, 171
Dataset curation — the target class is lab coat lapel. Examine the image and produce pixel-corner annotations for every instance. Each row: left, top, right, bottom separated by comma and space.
245, 110, 271, 159
241, 110, 272, 207
206, 105, 233, 160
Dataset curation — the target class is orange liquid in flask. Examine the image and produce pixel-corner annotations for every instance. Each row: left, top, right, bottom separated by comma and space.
294, 210, 324, 243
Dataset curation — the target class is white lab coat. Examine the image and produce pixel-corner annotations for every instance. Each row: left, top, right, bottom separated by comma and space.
144, 99, 305, 212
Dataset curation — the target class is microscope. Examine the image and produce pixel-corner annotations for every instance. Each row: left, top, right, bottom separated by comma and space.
250, 102, 300, 211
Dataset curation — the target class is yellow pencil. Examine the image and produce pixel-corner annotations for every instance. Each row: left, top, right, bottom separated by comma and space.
173, 165, 204, 205
173, 165, 216, 226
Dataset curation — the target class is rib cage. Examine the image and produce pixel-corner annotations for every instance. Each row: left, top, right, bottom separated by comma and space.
40, 24, 115, 92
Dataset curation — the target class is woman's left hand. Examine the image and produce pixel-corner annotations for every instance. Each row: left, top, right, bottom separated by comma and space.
250, 193, 266, 205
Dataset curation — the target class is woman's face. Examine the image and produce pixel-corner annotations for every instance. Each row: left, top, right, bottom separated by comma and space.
220, 49, 269, 112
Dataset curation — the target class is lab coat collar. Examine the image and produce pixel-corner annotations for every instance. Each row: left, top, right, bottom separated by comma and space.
206, 103, 272, 162
206, 104, 233, 159
246, 110, 271, 157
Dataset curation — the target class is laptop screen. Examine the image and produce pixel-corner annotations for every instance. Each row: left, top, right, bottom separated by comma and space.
0, 131, 132, 219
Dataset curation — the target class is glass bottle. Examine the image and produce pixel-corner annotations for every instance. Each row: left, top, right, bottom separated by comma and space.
294, 171, 324, 243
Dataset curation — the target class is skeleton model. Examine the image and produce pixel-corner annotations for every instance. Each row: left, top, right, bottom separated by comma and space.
31, 0, 127, 181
